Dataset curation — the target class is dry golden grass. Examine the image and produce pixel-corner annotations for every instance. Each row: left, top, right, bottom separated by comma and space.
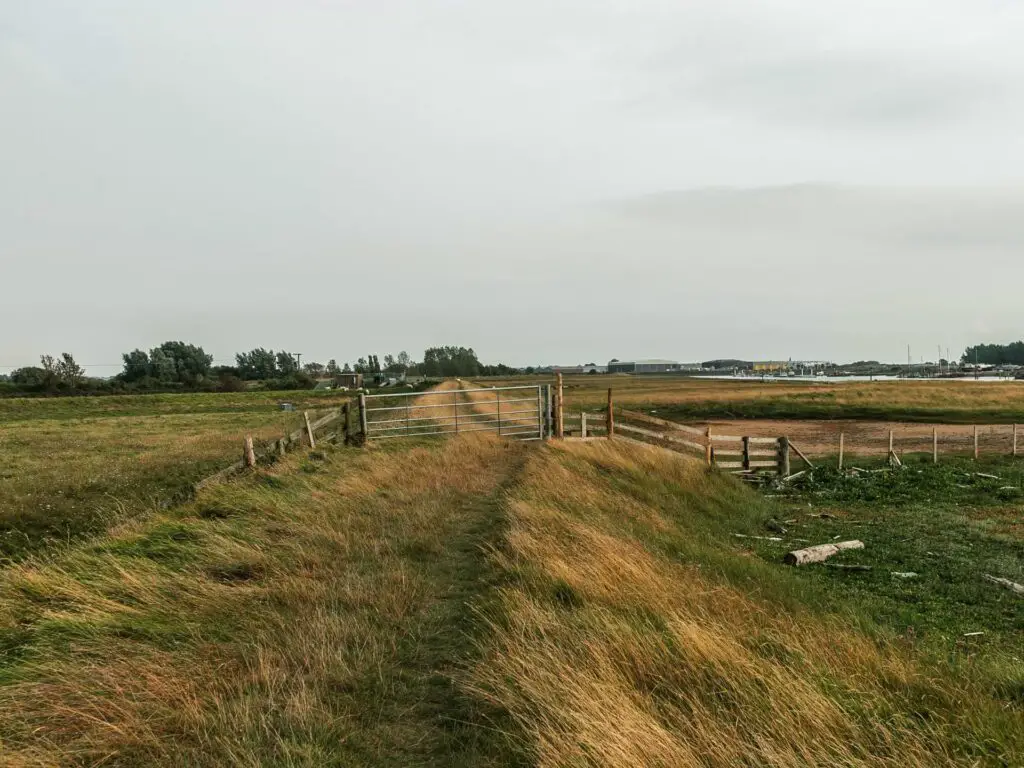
0, 434, 525, 766
468, 439, 1022, 767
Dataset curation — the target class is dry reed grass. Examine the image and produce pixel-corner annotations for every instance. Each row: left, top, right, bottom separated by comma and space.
468, 439, 1022, 767
0, 434, 524, 765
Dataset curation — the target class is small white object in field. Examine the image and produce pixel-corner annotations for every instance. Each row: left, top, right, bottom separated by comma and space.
891, 572, 918, 579
963, 632, 985, 637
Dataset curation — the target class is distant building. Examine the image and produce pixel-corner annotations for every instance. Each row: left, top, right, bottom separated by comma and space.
334, 372, 364, 389
752, 361, 789, 373
607, 359, 682, 374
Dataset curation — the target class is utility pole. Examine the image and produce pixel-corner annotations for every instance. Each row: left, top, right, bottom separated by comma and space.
293, 352, 302, 370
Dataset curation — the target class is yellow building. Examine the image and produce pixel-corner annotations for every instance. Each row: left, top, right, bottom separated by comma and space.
752, 361, 789, 373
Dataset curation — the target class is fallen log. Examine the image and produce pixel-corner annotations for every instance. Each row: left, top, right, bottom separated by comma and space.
982, 574, 1024, 596
784, 540, 864, 566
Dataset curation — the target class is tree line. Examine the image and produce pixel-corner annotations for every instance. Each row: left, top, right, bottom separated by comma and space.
962, 341, 1024, 366
1, 343, 517, 396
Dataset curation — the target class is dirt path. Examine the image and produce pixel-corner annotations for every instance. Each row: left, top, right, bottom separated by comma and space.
696, 418, 1018, 458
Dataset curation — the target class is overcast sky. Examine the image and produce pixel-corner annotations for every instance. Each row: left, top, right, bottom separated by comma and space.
3, 0, 1024, 372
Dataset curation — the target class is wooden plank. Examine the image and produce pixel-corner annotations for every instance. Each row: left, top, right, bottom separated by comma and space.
710, 435, 744, 443
615, 423, 705, 453
714, 449, 744, 457
748, 461, 779, 469
747, 450, 778, 457
789, 441, 815, 468
617, 409, 704, 436
747, 437, 780, 445
304, 411, 317, 449
716, 461, 744, 469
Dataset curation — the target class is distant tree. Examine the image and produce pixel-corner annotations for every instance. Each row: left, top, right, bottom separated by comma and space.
276, 351, 298, 375
10, 367, 49, 387
122, 349, 151, 382
383, 354, 396, 372
119, 342, 212, 386
355, 357, 368, 374
148, 348, 177, 382
342, 362, 352, 373
55, 353, 85, 387
40, 355, 56, 374
397, 351, 411, 371
326, 359, 341, 375
304, 361, 326, 376
962, 341, 1024, 366
422, 346, 482, 377
236, 348, 277, 380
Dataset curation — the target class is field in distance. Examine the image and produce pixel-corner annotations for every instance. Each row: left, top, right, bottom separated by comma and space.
480, 373, 1024, 423
0, 390, 357, 562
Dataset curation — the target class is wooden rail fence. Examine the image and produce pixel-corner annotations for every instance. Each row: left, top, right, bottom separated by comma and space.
194, 400, 358, 492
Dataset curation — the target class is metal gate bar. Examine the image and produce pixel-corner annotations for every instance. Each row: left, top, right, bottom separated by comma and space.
362, 385, 545, 441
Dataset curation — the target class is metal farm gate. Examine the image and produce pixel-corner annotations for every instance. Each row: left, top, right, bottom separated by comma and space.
360, 385, 549, 441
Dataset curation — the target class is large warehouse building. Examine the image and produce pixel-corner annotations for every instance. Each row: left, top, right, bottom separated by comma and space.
607, 358, 682, 374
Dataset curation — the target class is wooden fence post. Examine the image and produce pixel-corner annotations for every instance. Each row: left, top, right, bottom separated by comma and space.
244, 435, 256, 468
888, 430, 894, 458
705, 427, 713, 467
933, 427, 938, 464
544, 385, 553, 439
304, 411, 317, 449
742, 436, 750, 471
838, 432, 845, 470
606, 388, 615, 438
779, 436, 791, 477
342, 403, 350, 443
974, 425, 979, 460
359, 393, 368, 439
580, 411, 588, 438
555, 373, 564, 439
1014, 424, 1018, 458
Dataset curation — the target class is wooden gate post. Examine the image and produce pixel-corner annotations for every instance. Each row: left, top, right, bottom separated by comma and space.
555, 373, 564, 439
779, 436, 791, 477
580, 411, 588, 438
606, 388, 615, 438
974, 425, 979, 460
933, 427, 938, 464
742, 436, 751, 471
543, 385, 553, 439
359, 393, 368, 439
342, 403, 350, 443
705, 427, 713, 467
244, 435, 256, 468
1014, 424, 1019, 458
838, 432, 845, 470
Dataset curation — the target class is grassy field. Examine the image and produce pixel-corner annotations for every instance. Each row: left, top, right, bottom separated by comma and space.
0, 432, 1020, 765
0, 390, 358, 563
480, 374, 1024, 423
